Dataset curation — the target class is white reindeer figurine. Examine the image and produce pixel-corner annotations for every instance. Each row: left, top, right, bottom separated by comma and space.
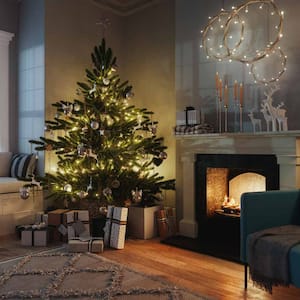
248, 111, 262, 133
260, 83, 288, 132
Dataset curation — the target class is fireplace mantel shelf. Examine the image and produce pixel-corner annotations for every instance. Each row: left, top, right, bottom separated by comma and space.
175, 130, 300, 140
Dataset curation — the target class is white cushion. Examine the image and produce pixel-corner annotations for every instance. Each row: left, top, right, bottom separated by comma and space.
0, 177, 29, 194
0, 152, 12, 177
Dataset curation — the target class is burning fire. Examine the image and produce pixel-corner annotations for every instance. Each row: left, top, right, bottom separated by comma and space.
222, 195, 240, 214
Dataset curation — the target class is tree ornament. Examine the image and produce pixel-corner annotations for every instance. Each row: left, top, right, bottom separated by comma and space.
45, 144, 53, 151
99, 128, 105, 136
64, 184, 72, 192
126, 91, 134, 99
74, 103, 81, 112
103, 78, 110, 85
77, 144, 87, 156
132, 188, 142, 203
149, 124, 157, 135
90, 120, 99, 130
86, 177, 93, 192
103, 187, 112, 197
86, 149, 98, 162
111, 179, 120, 189
99, 206, 108, 215
44, 124, 50, 132
82, 125, 89, 133
19, 187, 30, 200
89, 83, 97, 95
159, 151, 168, 160
62, 103, 73, 116
77, 190, 88, 199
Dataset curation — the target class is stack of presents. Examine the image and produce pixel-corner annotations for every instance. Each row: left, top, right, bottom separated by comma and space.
16, 205, 177, 253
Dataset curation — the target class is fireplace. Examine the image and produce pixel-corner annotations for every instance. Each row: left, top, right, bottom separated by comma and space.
195, 154, 279, 219
176, 132, 300, 241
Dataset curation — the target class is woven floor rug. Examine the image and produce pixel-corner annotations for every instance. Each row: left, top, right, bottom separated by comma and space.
0, 248, 207, 299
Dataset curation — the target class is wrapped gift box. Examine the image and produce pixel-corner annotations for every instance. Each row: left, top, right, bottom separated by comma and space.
156, 207, 177, 240
21, 227, 48, 246
104, 206, 128, 249
47, 209, 69, 242
67, 237, 104, 253
65, 210, 90, 239
35, 211, 48, 225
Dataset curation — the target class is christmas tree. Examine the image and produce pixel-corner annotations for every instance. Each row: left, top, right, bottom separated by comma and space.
30, 39, 174, 214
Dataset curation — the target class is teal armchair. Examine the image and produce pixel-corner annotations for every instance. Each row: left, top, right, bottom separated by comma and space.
240, 190, 300, 289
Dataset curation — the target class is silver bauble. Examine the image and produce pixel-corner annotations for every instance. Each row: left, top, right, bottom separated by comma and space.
90, 121, 99, 130
64, 184, 72, 192
159, 151, 168, 160
103, 78, 110, 85
103, 187, 112, 197
74, 103, 81, 112
20, 187, 30, 200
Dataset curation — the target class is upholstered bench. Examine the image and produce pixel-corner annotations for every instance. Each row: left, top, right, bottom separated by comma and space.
0, 152, 44, 236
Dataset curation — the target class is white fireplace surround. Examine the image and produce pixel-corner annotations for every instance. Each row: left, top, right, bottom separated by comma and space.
176, 131, 300, 238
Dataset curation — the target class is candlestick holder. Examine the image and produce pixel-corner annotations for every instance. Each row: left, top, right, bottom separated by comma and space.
219, 98, 222, 133
224, 104, 228, 132
239, 104, 243, 132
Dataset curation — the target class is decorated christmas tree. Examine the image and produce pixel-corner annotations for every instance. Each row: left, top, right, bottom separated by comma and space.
30, 39, 174, 215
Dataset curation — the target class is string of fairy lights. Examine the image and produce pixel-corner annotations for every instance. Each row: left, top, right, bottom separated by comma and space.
200, 0, 287, 85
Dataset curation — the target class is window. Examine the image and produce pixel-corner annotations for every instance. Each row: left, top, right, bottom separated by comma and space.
0, 30, 14, 152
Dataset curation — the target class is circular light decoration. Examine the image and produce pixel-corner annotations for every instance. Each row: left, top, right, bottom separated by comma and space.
250, 48, 287, 84
224, 0, 284, 64
202, 9, 244, 60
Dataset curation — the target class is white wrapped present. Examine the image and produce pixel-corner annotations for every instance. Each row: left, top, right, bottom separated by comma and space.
65, 210, 90, 239
67, 237, 104, 253
104, 206, 128, 249
35, 211, 48, 225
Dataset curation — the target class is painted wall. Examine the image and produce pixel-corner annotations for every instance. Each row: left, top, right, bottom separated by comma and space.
44, 0, 124, 173
123, 0, 176, 206
0, 0, 18, 152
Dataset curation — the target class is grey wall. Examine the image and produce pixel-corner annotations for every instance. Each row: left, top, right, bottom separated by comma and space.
176, 0, 300, 132
0, 0, 19, 152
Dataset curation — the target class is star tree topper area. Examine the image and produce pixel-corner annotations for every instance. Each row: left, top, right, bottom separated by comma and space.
29, 39, 174, 215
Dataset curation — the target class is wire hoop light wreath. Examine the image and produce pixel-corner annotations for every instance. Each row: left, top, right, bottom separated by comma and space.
201, 0, 286, 84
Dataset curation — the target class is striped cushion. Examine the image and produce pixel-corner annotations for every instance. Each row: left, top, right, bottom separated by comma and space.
10, 153, 37, 179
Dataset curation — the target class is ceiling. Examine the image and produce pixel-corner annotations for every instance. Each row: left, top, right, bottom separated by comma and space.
91, 0, 160, 16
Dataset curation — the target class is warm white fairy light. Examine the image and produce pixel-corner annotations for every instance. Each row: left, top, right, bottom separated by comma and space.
201, 0, 286, 84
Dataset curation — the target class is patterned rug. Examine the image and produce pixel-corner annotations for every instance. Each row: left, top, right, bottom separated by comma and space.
0, 249, 207, 299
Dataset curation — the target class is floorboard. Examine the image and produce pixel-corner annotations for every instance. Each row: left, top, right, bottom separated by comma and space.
1, 234, 300, 299
101, 238, 300, 300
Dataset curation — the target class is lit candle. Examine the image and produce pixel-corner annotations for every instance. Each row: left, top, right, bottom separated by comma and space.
224, 84, 228, 106
239, 83, 244, 106
215, 72, 219, 91
219, 79, 223, 101
234, 80, 238, 100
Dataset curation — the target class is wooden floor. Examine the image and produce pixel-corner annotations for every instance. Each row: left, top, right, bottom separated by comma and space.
101, 238, 300, 300
1, 235, 300, 299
